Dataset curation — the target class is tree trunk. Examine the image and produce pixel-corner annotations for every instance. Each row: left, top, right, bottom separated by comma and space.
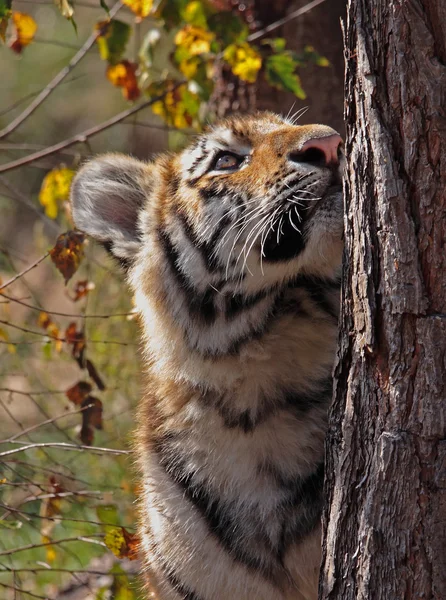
321, 1, 446, 599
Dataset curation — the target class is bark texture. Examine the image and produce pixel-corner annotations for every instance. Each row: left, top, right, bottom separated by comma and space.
321, 1, 446, 599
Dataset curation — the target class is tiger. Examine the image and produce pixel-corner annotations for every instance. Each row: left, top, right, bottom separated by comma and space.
70, 111, 344, 600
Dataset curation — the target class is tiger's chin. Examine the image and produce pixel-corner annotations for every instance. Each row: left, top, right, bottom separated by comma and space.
261, 190, 344, 277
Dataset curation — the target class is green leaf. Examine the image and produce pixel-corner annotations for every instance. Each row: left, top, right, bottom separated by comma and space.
265, 53, 306, 99
96, 504, 119, 526
96, 19, 131, 65
159, 0, 189, 27
261, 37, 286, 53
0, 519, 23, 530
182, 1, 208, 29
42, 339, 52, 360
295, 45, 330, 67
181, 87, 200, 117
0, 0, 11, 19
100, 0, 110, 13
207, 11, 247, 46
0, 0, 11, 40
110, 564, 136, 600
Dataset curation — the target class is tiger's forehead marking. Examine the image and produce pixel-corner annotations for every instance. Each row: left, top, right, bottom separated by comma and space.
208, 127, 252, 154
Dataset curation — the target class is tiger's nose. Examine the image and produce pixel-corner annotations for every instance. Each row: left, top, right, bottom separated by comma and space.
289, 133, 343, 167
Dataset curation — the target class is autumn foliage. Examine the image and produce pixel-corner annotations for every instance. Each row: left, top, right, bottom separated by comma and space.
0, 1, 330, 598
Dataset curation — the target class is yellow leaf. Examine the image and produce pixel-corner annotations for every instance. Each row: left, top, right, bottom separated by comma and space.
42, 536, 56, 563
38, 312, 63, 352
175, 25, 214, 57
39, 167, 75, 219
106, 60, 140, 100
9, 11, 37, 54
0, 327, 16, 354
122, 0, 152, 18
104, 526, 139, 560
223, 42, 262, 83
178, 55, 200, 78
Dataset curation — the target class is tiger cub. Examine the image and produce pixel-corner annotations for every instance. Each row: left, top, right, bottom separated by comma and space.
71, 112, 344, 600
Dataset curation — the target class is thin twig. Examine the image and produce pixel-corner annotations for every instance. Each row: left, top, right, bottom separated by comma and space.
0, 404, 94, 444
0, 319, 137, 345
0, 535, 105, 557
34, 36, 81, 50
0, 82, 186, 173
21, 490, 109, 503
0, 177, 60, 234
0, 1, 122, 140
0, 253, 49, 291
4, 458, 124, 490
0, 568, 132, 576
0, 442, 130, 458
16, 0, 105, 5
1, 291, 133, 319
0, 74, 87, 119
0, 583, 49, 600
247, 0, 328, 42
0, 503, 134, 529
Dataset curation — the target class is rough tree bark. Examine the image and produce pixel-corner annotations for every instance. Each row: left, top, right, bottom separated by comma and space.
321, 1, 446, 599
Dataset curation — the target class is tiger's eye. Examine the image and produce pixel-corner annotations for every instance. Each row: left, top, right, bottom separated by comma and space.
215, 154, 240, 170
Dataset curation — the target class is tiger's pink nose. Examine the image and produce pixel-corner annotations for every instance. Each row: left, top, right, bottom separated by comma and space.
297, 133, 343, 167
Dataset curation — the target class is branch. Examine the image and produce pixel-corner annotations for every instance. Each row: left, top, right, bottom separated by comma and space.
0, 82, 186, 174
0, 535, 105, 557
247, 0, 328, 42
0, 404, 93, 444
1, 291, 133, 319
0, 1, 123, 140
0, 503, 133, 529
0, 176, 60, 234
0, 583, 49, 600
0, 442, 130, 458
0, 568, 132, 576
0, 319, 137, 345
0, 252, 49, 291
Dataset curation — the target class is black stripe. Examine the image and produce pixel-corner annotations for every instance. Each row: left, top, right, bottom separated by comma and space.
195, 289, 306, 358
205, 213, 233, 268
158, 228, 216, 324
198, 183, 230, 203
187, 139, 207, 175
157, 559, 204, 600
224, 289, 270, 320
169, 173, 181, 196
155, 434, 323, 581
153, 436, 282, 586
291, 275, 340, 320
101, 241, 131, 270
199, 303, 280, 358
210, 378, 332, 432
284, 377, 333, 413
177, 212, 221, 273
277, 463, 324, 563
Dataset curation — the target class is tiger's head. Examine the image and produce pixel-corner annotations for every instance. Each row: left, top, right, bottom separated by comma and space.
71, 112, 344, 297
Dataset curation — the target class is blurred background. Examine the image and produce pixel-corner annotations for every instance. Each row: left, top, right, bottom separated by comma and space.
0, 1, 344, 598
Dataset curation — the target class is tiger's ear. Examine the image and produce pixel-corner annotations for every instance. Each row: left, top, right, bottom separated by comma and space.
70, 154, 150, 263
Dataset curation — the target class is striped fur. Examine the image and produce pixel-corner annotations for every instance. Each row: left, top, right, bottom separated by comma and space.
70, 112, 344, 600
